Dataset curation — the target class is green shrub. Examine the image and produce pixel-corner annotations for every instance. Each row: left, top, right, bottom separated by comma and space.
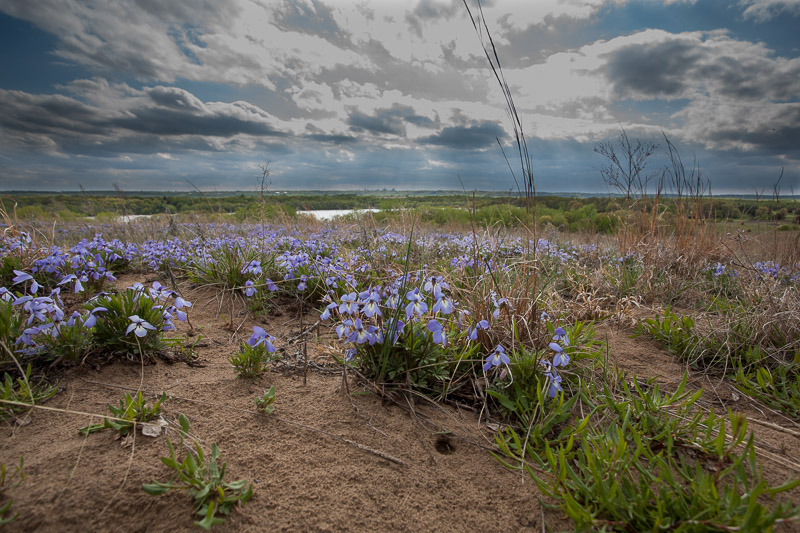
86, 287, 170, 360
254, 386, 276, 414
230, 341, 277, 378
79, 391, 167, 437
495, 374, 800, 531
1, 365, 58, 422
0, 299, 25, 367
143, 415, 253, 530
0, 457, 24, 525
38, 318, 94, 364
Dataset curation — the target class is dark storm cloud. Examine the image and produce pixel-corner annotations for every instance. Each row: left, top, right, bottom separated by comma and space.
304, 133, 359, 144
606, 39, 702, 98
320, 60, 489, 103
347, 104, 439, 137
348, 109, 405, 136
116, 103, 286, 138
706, 106, 800, 155
741, 0, 800, 21
604, 35, 800, 101
440, 40, 485, 70
405, 0, 461, 38
0, 89, 107, 136
0, 84, 290, 158
147, 86, 206, 111
417, 120, 505, 150
1, 0, 242, 81
411, 0, 461, 21
384, 104, 439, 129
496, 13, 604, 67
270, 0, 353, 49
694, 57, 800, 101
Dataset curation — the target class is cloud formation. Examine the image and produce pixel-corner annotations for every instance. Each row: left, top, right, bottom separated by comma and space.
0, 0, 798, 192
741, 0, 800, 21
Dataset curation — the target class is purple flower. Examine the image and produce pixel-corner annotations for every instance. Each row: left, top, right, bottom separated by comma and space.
553, 351, 570, 368
431, 286, 454, 315
426, 319, 446, 346
247, 326, 277, 352
173, 295, 191, 309
82, 306, 107, 328
468, 319, 490, 341
241, 259, 262, 276
490, 293, 510, 319
549, 341, 570, 367
483, 345, 510, 372
347, 318, 376, 345
336, 319, 353, 340
361, 290, 382, 318
244, 280, 257, 297
126, 315, 156, 337
67, 311, 81, 327
405, 288, 428, 321
384, 318, 405, 344
384, 289, 399, 310
149, 281, 175, 301
12, 270, 40, 294
12, 270, 32, 285
545, 371, 562, 398
338, 292, 359, 316
320, 302, 337, 321
552, 326, 570, 347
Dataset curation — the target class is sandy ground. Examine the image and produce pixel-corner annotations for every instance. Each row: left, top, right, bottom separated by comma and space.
1, 275, 799, 532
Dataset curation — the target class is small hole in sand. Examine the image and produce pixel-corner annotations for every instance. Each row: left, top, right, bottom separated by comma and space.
434, 435, 455, 454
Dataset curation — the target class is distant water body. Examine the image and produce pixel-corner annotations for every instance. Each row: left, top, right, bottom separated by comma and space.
297, 209, 380, 220
87, 210, 381, 223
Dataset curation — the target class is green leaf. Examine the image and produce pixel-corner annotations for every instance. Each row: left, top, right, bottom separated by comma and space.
194, 501, 225, 530
142, 483, 171, 495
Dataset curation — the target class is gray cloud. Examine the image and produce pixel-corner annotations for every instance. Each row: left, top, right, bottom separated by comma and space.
0, 90, 108, 137
606, 39, 702, 98
496, 13, 604, 67
304, 133, 358, 144
0, 83, 290, 160
348, 109, 406, 136
0, 0, 243, 81
271, 0, 353, 49
147, 86, 206, 111
320, 60, 489, 103
604, 34, 800, 101
600, 31, 800, 161
0, 1, 798, 194
678, 98, 800, 157
347, 104, 439, 137
405, 0, 462, 37
741, 0, 800, 21
417, 120, 505, 150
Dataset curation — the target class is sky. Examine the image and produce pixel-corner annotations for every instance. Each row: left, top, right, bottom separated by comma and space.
0, 0, 799, 194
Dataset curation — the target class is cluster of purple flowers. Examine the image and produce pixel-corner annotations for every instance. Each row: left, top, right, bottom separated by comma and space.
320, 272, 493, 363
2, 270, 191, 358
753, 261, 799, 284
705, 262, 738, 279
482, 313, 572, 399
541, 313, 571, 398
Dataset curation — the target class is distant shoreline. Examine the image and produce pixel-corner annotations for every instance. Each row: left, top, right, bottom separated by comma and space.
0, 190, 784, 200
